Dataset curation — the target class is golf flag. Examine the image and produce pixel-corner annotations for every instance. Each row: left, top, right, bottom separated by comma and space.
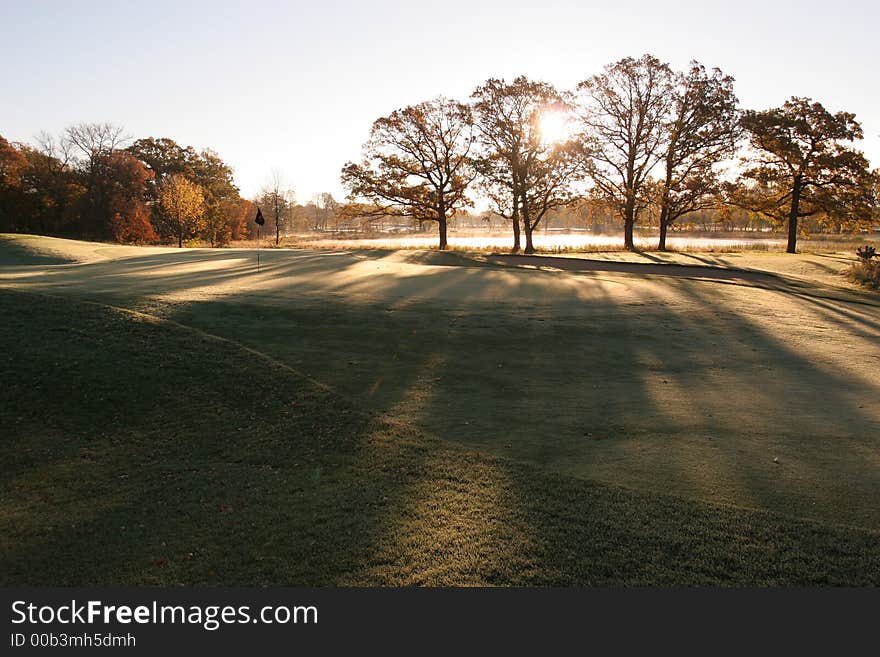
255, 208, 265, 226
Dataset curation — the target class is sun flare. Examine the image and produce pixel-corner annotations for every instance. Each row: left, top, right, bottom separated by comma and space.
538, 110, 573, 144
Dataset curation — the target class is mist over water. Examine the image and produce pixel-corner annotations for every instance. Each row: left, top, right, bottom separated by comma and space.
305, 232, 787, 251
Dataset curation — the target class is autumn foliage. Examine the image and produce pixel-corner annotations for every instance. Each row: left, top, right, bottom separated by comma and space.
0, 125, 249, 247
2, 54, 878, 253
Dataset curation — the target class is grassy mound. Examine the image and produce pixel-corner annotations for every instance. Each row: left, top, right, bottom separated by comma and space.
0, 234, 82, 265
1, 290, 878, 586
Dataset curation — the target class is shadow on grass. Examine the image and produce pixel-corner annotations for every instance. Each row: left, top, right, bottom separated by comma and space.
2, 290, 879, 586
46, 245, 874, 530
485, 253, 780, 282
0, 236, 77, 266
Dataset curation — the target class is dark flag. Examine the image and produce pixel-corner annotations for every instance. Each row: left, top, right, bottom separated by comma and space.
255, 208, 265, 226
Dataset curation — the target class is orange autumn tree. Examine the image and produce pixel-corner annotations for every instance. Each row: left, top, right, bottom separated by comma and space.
159, 174, 205, 247
105, 151, 157, 243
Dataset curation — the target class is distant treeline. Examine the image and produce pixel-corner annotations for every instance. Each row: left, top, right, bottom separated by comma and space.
0, 127, 258, 246
2, 53, 878, 253
0, 126, 358, 247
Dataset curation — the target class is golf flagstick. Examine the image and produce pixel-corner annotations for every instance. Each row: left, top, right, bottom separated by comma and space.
254, 207, 266, 273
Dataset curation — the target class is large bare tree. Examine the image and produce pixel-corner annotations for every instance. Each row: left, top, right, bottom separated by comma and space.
575, 55, 674, 250
62, 122, 130, 236
63, 122, 128, 167
471, 77, 578, 253
471, 77, 534, 253
656, 62, 740, 250
341, 97, 475, 250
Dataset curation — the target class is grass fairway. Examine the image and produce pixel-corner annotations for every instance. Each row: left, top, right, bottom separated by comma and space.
1, 235, 879, 585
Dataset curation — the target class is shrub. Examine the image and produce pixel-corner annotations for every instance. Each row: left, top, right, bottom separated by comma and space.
849, 247, 880, 289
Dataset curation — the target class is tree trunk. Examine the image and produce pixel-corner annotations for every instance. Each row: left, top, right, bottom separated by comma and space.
521, 193, 535, 254
624, 195, 636, 250
438, 215, 448, 250
510, 196, 521, 253
658, 166, 673, 251
524, 223, 535, 254
510, 193, 521, 253
274, 196, 282, 245
786, 175, 802, 254
658, 205, 669, 252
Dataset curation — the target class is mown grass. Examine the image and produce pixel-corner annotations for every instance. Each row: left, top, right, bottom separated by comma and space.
1, 290, 878, 586
0, 234, 79, 265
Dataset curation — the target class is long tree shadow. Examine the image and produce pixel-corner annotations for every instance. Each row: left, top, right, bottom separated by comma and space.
351, 266, 880, 528
15, 246, 875, 529
486, 253, 781, 282
4, 247, 880, 585
338, 266, 880, 582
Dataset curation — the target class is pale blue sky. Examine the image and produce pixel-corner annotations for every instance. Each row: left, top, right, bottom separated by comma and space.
2, 0, 878, 201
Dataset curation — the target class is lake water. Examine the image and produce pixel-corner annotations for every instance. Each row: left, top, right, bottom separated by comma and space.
307, 233, 786, 251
